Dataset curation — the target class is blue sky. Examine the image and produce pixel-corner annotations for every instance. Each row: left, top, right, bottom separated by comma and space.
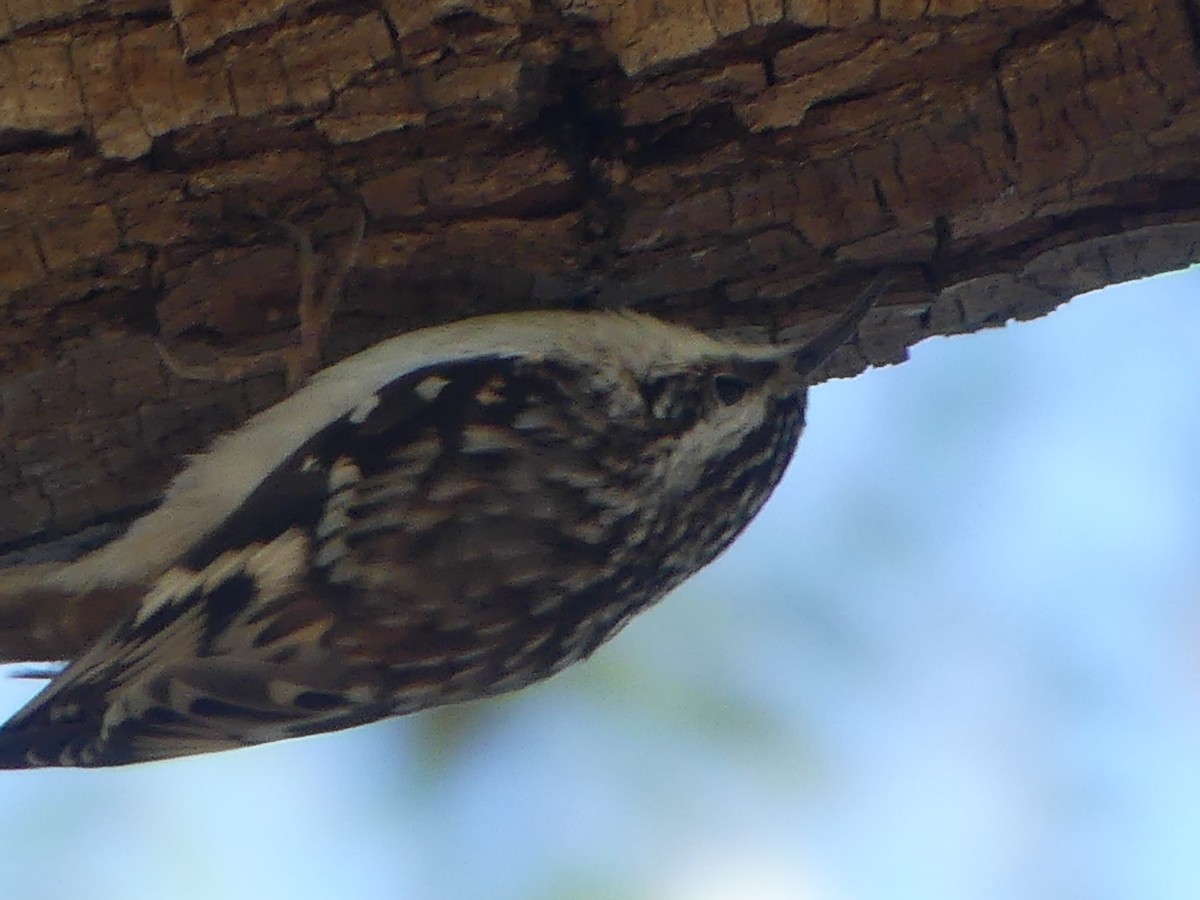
1, 266, 1198, 900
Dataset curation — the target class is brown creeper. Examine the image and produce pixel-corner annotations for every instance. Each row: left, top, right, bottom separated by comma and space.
0, 281, 880, 768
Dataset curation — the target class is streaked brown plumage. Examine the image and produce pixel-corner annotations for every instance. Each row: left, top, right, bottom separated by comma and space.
0, 281, 879, 768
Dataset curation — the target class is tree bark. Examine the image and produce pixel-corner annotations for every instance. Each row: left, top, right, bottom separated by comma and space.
0, 0, 1198, 652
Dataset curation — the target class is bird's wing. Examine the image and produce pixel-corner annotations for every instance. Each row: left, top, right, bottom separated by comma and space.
0, 350, 648, 768
0, 351, 629, 768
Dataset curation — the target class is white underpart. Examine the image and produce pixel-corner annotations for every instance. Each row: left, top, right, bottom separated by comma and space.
34, 311, 774, 593
348, 393, 380, 424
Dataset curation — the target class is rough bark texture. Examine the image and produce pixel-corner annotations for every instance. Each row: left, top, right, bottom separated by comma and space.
1, 0, 1198, 574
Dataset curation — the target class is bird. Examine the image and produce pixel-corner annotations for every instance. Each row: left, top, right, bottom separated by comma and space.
0, 276, 881, 768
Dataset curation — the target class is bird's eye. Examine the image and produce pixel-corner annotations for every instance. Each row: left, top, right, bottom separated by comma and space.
712, 373, 749, 406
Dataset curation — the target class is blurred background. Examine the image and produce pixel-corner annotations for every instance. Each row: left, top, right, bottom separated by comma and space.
2, 267, 1198, 900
